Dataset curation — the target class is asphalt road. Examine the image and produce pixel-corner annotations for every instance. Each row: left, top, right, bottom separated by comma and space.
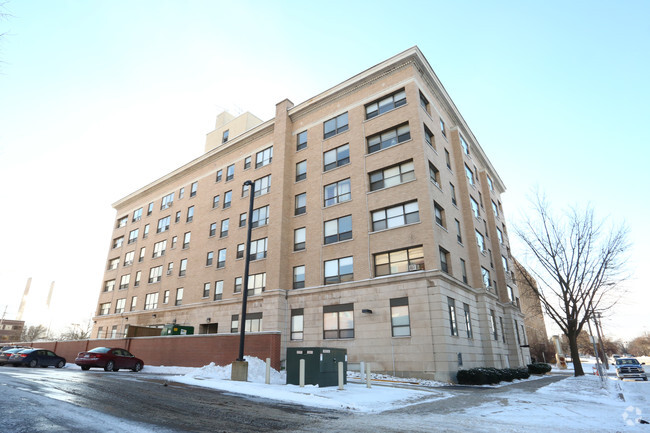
0, 365, 346, 432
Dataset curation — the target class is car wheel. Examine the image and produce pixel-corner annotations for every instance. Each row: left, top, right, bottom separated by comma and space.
132, 362, 142, 372
104, 360, 114, 372
80, 366, 90, 371
56, 360, 65, 369
644, 377, 648, 381
28, 359, 38, 368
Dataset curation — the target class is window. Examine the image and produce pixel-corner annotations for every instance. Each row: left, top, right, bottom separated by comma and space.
424, 125, 434, 148
203, 282, 211, 298
223, 190, 232, 208
147, 202, 154, 216
367, 123, 411, 154
507, 285, 515, 302
209, 222, 217, 237
113, 236, 124, 249
253, 175, 271, 197
139, 247, 146, 262
489, 310, 497, 340
374, 246, 424, 276
144, 293, 159, 310
242, 181, 250, 198
244, 312, 263, 332
450, 183, 457, 206
324, 215, 352, 245
104, 279, 115, 292
295, 160, 306, 182
161, 193, 174, 210
492, 200, 499, 218
293, 265, 305, 289
497, 227, 504, 244
206, 251, 214, 266
470, 197, 480, 218
148, 266, 162, 283
464, 303, 473, 338
97, 326, 104, 338
324, 178, 351, 207
445, 149, 451, 169
323, 303, 354, 339
460, 259, 468, 284
231, 315, 239, 333
179, 259, 187, 277
236, 243, 245, 259
297, 131, 307, 151
390, 297, 410, 337
369, 160, 415, 191
128, 296, 137, 312
419, 91, 429, 112
122, 251, 133, 267
295, 193, 306, 215
234, 277, 242, 293
371, 200, 419, 231
157, 216, 170, 233
116, 216, 128, 228
502, 255, 509, 272
99, 303, 110, 316
427, 163, 440, 188
190, 182, 198, 198
465, 164, 474, 185
143, 224, 149, 239
108, 257, 119, 270
220, 219, 229, 237
226, 164, 235, 181
323, 144, 349, 171
291, 309, 304, 340
439, 247, 450, 273
175, 211, 181, 223
323, 112, 348, 139
448, 297, 458, 336
239, 213, 246, 228
222, 129, 229, 143
250, 238, 268, 260
460, 135, 470, 155
175, 288, 183, 306
244, 156, 251, 170
500, 317, 507, 343
434, 202, 445, 227
255, 146, 273, 168
214, 281, 223, 300
217, 249, 226, 268
167, 262, 173, 276
179, 187, 185, 199
216, 169, 223, 182
251, 205, 269, 227
183, 232, 191, 249
476, 230, 485, 252
132, 208, 143, 222
187, 206, 194, 222
365, 89, 406, 119
481, 267, 491, 288
247, 272, 266, 296
440, 118, 446, 137
487, 175, 494, 191
324, 256, 353, 284
294, 227, 306, 251
455, 219, 463, 243
163, 290, 169, 304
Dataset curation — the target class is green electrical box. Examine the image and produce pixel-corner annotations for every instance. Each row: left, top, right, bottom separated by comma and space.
286, 347, 347, 387
161, 324, 194, 336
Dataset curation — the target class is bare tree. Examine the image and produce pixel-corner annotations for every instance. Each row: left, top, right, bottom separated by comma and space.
20, 325, 48, 342
514, 193, 629, 376
59, 323, 91, 341
627, 333, 650, 357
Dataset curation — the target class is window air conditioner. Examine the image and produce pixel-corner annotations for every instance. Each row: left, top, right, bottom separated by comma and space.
408, 263, 423, 271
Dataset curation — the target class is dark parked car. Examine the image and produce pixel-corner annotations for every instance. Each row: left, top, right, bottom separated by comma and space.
0, 347, 27, 366
7, 348, 66, 368
75, 347, 144, 372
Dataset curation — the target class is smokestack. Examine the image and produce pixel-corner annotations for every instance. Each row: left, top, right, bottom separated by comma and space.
17, 277, 32, 321
46, 281, 55, 309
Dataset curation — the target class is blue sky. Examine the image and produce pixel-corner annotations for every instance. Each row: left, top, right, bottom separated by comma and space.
1, 1, 648, 340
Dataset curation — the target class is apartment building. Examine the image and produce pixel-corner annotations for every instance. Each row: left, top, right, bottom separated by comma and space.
93, 46, 529, 381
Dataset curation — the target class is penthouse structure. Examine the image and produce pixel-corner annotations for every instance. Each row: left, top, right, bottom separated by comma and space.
93, 47, 529, 381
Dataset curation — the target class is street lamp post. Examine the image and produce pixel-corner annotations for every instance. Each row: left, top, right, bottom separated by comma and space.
232, 180, 255, 381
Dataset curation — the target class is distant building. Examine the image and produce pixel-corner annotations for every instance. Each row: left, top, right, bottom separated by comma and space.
513, 258, 550, 362
92, 46, 530, 381
0, 319, 25, 343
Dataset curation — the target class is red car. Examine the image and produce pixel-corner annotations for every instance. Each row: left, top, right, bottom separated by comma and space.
75, 347, 144, 372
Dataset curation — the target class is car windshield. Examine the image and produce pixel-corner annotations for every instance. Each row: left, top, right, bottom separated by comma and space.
88, 347, 111, 354
616, 359, 640, 365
